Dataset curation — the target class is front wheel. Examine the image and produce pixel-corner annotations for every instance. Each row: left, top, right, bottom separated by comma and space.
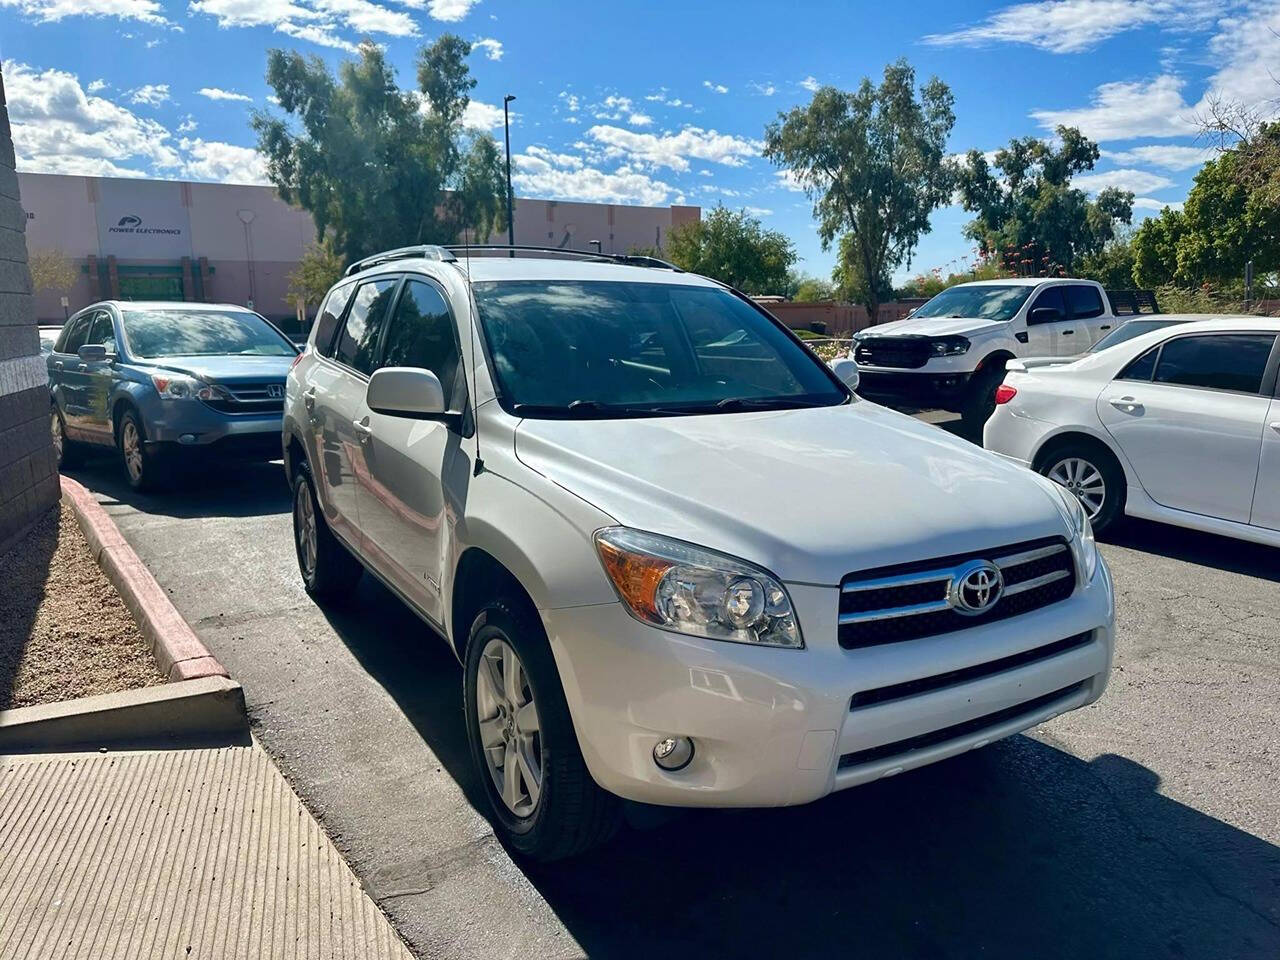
961, 367, 1003, 436
116, 409, 170, 491
1039, 445, 1125, 534
463, 597, 620, 861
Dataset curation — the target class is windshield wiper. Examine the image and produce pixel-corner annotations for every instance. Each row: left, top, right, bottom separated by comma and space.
714, 396, 829, 412
512, 400, 674, 419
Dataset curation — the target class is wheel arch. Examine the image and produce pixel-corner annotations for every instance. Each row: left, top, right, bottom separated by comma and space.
974, 349, 1018, 378
449, 546, 540, 663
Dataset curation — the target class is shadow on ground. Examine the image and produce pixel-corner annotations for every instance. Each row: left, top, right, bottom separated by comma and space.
319, 572, 1280, 960
63, 454, 290, 520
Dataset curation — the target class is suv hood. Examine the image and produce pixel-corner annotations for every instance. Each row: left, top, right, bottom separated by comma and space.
131, 354, 295, 384
861, 316, 1006, 338
514, 403, 1071, 586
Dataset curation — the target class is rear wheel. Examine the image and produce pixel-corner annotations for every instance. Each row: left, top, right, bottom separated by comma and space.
1038, 443, 1126, 534
51, 406, 82, 469
463, 596, 620, 861
116, 409, 170, 491
291, 464, 362, 599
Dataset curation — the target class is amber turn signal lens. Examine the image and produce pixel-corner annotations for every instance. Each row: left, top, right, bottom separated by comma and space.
595, 537, 672, 623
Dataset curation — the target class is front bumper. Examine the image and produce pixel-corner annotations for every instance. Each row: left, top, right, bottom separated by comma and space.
856, 369, 973, 411
138, 394, 283, 455
545, 559, 1114, 808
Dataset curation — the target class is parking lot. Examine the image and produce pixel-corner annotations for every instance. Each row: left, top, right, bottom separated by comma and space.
65, 413, 1280, 960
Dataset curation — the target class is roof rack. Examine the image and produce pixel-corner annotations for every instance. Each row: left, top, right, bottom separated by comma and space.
443, 244, 683, 272
345, 244, 457, 277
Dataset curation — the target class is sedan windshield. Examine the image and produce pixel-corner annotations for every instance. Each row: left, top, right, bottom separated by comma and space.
122, 310, 297, 358
1088, 318, 1186, 353
911, 284, 1034, 322
471, 280, 847, 417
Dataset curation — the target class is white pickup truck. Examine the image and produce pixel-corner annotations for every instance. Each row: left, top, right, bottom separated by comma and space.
852, 278, 1158, 427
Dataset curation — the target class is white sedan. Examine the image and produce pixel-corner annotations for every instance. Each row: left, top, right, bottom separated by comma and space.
984, 316, 1280, 544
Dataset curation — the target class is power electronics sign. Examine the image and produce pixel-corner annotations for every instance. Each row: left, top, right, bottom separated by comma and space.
96, 181, 194, 258
108, 214, 182, 237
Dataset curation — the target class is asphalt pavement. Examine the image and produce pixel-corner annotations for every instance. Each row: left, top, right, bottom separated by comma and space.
65, 430, 1280, 960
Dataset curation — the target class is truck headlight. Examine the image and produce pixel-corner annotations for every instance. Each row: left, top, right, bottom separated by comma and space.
594, 527, 803, 648
150, 372, 230, 402
1052, 485, 1099, 583
930, 336, 970, 357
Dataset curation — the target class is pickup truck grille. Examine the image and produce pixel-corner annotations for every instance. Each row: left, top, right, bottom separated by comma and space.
201, 381, 286, 415
854, 336, 931, 369
838, 538, 1076, 648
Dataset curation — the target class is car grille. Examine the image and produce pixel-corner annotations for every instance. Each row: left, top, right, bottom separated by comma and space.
838, 538, 1076, 649
201, 381, 285, 415
854, 336, 932, 369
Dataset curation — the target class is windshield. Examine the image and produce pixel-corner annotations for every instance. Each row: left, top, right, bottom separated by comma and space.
472, 280, 847, 417
911, 284, 1034, 322
121, 310, 297, 359
1088, 319, 1184, 353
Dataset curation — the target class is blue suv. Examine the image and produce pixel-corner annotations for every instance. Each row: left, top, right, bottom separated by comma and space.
49, 301, 299, 490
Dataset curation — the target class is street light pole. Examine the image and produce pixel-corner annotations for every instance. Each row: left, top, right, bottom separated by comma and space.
503, 95, 516, 253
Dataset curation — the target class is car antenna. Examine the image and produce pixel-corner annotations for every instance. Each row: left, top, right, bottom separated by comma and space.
462, 227, 484, 476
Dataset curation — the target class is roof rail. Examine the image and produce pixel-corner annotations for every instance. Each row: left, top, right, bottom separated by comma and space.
443, 244, 683, 272
345, 244, 457, 277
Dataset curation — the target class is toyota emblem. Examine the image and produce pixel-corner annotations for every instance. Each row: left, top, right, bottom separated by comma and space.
949, 559, 1004, 616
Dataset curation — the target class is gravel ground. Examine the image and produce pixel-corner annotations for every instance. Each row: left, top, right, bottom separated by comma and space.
0, 501, 161, 709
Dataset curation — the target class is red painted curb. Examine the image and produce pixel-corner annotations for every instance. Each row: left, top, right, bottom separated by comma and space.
60, 476, 230, 683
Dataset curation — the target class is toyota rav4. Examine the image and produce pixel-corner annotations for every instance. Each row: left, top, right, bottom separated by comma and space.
283, 245, 1115, 861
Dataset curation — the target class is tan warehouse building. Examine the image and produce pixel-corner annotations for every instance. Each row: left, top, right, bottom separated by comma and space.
17, 172, 700, 325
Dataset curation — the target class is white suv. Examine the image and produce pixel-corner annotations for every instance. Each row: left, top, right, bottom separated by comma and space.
283, 245, 1116, 860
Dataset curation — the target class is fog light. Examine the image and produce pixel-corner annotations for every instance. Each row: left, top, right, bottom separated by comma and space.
652, 736, 694, 771
179, 433, 198, 445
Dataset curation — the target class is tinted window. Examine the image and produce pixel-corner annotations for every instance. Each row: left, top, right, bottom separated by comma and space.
1027, 287, 1067, 323
1153, 334, 1276, 394
1118, 346, 1158, 381
85, 312, 118, 354
58, 313, 92, 354
1066, 285, 1105, 320
314, 283, 357, 358
1089, 319, 1185, 353
334, 279, 397, 376
471, 280, 845, 416
122, 310, 297, 358
381, 279, 461, 404
910, 284, 1033, 322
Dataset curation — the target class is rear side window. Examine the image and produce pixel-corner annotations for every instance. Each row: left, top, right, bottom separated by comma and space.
1066, 285, 1105, 320
380, 279, 462, 404
58, 313, 93, 354
1153, 334, 1276, 394
314, 283, 357, 358
1028, 287, 1067, 323
1118, 346, 1158, 381
334, 279, 398, 376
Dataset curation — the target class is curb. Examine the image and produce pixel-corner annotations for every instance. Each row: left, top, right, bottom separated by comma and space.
0, 676, 249, 753
60, 475, 230, 683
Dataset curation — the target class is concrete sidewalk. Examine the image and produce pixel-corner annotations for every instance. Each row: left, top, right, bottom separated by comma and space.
0, 742, 413, 960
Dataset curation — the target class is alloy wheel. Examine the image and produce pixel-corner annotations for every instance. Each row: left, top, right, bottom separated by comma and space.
294, 482, 318, 579
50, 411, 63, 464
1048, 456, 1106, 520
475, 637, 542, 818
122, 420, 144, 482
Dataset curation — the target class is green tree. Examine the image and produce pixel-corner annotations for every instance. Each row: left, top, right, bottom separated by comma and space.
252, 38, 506, 265
28, 249, 77, 295
956, 126, 1133, 274
1077, 231, 1137, 289
663, 206, 796, 295
287, 239, 346, 312
789, 273, 835, 302
764, 59, 955, 322
831, 232, 896, 308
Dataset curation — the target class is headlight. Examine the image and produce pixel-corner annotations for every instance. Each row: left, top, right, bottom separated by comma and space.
1051, 484, 1099, 582
929, 336, 970, 357
594, 527, 803, 648
150, 372, 229, 402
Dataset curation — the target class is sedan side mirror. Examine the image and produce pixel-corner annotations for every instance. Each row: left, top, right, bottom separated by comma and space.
367, 367, 447, 420
78, 344, 108, 363
830, 357, 860, 391
1028, 306, 1065, 324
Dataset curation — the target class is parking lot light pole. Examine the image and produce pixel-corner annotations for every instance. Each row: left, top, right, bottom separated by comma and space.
503, 95, 516, 254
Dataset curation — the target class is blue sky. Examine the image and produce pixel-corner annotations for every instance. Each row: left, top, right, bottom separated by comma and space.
2, 0, 1277, 282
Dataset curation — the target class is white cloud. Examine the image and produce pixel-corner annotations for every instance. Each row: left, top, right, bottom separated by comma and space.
513, 147, 676, 205
312, 0, 417, 36
703, 80, 728, 94
750, 82, 777, 96
0, 0, 170, 26
585, 124, 761, 172
1200, 4, 1280, 116
276, 20, 360, 51
129, 83, 170, 106
643, 89, 693, 109
628, 112, 653, 127
87, 78, 108, 93
1133, 196, 1184, 211
179, 138, 268, 183
558, 91, 581, 114
427, 0, 477, 20
774, 168, 807, 192
924, 0, 1161, 53
178, 114, 198, 132
471, 36, 502, 60
799, 76, 821, 92
462, 99, 505, 130
1071, 167, 1176, 193
1032, 74, 1198, 139
189, 0, 406, 50
743, 205, 773, 217
198, 86, 253, 102
1101, 144, 1212, 170
593, 94, 634, 120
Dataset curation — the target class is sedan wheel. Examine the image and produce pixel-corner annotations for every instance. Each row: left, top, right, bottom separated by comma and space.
1047, 456, 1106, 520
475, 637, 542, 818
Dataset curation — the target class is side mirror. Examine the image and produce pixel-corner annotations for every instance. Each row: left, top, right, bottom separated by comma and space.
78, 344, 108, 363
366, 367, 447, 420
830, 357, 860, 391
1028, 306, 1064, 324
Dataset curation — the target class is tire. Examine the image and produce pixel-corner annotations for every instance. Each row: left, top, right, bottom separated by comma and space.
1038, 442, 1126, 535
961, 366, 1004, 434
463, 596, 620, 861
51, 406, 83, 470
291, 463, 363, 600
116, 408, 171, 492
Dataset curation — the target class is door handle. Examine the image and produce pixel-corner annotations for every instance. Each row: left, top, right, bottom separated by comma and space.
76, 363, 87, 371
53, 361, 63, 371
353, 418, 373, 442
1100, 325, 1112, 331
1109, 396, 1143, 412
1015, 332, 1029, 344
1062, 330, 1074, 336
